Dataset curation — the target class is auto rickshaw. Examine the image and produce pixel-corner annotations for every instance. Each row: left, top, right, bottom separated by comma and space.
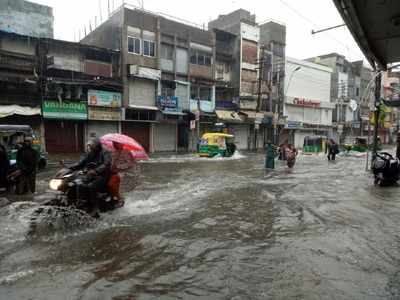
303, 136, 327, 154
343, 136, 381, 152
198, 133, 236, 158
0, 125, 47, 170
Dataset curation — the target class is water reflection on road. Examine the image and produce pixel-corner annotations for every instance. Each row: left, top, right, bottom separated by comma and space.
1, 152, 400, 299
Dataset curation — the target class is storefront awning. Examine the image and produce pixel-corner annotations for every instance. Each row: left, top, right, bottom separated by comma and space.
0, 105, 41, 118
241, 110, 274, 119
215, 110, 245, 122
128, 105, 159, 111
162, 111, 187, 116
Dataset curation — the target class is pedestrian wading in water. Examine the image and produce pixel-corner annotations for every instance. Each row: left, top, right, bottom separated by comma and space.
285, 144, 298, 168
326, 139, 339, 161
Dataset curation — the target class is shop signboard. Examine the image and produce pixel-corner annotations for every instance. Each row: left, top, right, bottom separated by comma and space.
42, 100, 87, 120
286, 121, 303, 129
88, 107, 122, 121
88, 89, 122, 107
292, 98, 320, 108
157, 96, 178, 110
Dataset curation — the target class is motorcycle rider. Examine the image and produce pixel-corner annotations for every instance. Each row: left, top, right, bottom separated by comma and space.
69, 138, 112, 216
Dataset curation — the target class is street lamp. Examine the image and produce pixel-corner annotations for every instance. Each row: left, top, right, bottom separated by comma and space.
285, 66, 301, 96
279, 66, 301, 145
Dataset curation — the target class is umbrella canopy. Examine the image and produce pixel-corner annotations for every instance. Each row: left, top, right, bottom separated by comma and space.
100, 133, 149, 160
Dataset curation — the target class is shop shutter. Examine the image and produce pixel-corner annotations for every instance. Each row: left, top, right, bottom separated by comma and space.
121, 122, 150, 152
230, 124, 249, 150
154, 123, 176, 152
87, 121, 119, 140
129, 78, 156, 107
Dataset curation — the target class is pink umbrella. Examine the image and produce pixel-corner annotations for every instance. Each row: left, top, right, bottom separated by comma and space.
100, 133, 149, 160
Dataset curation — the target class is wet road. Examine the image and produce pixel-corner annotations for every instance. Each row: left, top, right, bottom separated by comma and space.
1, 152, 400, 299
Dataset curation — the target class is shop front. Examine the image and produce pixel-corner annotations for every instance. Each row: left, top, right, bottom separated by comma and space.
42, 100, 87, 153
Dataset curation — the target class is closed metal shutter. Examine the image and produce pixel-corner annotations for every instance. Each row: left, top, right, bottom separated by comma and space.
45, 121, 84, 153
87, 121, 118, 140
154, 123, 176, 152
129, 78, 156, 107
230, 124, 249, 150
121, 122, 150, 152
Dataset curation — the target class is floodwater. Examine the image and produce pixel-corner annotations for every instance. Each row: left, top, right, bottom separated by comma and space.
1, 151, 400, 299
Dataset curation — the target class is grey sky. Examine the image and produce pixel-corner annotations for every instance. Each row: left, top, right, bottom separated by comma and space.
31, 0, 365, 63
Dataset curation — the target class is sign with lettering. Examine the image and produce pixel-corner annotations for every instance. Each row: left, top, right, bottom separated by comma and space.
293, 98, 320, 108
42, 100, 87, 120
157, 96, 178, 109
88, 107, 121, 121
88, 90, 122, 107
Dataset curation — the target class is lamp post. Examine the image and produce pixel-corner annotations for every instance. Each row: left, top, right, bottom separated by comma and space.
279, 66, 301, 144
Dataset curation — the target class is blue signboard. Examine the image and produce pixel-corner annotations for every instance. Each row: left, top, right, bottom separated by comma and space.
157, 96, 178, 110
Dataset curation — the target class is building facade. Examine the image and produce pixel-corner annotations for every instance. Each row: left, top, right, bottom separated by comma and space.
0, 0, 53, 38
283, 57, 334, 148
82, 6, 219, 152
307, 53, 374, 143
0, 30, 122, 153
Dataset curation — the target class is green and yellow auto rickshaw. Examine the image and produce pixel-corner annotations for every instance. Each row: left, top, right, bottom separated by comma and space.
343, 136, 381, 152
198, 133, 237, 158
0, 125, 47, 170
303, 136, 327, 154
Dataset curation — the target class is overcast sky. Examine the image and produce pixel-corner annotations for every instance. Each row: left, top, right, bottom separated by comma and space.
30, 0, 366, 63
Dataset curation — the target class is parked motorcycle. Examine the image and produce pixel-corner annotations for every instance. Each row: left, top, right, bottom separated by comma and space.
45, 164, 120, 216
372, 152, 400, 186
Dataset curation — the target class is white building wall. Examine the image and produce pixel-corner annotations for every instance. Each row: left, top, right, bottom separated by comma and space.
285, 58, 332, 104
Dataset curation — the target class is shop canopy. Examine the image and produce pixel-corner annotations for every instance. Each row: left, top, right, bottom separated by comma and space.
215, 110, 245, 122
0, 105, 41, 118
333, 0, 400, 70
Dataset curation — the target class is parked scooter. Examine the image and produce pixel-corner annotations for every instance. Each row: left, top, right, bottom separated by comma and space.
372, 152, 400, 186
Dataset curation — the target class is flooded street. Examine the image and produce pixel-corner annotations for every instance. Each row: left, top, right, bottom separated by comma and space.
1, 152, 400, 299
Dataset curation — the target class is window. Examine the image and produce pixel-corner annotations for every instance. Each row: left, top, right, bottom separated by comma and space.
161, 43, 174, 60
190, 49, 212, 66
191, 85, 211, 101
190, 50, 197, 64
190, 85, 198, 99
143, 40, 155, 57
128, 36, 141, 54
199, 87, 211, 101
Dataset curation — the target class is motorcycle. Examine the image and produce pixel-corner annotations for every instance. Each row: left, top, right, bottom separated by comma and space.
372, 152, 400, 186
45, 163, 120, 216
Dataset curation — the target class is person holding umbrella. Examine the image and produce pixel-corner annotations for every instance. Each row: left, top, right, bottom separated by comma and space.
108, 141, 136, 207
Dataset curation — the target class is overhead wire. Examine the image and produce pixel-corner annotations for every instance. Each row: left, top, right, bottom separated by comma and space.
278, 0, 361, 60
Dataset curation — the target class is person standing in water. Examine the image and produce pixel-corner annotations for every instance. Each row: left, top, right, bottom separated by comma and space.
285, 144, 298, 168
326, 139, 339, 161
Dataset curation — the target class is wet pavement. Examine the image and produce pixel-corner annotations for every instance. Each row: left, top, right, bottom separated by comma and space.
1, 151, 400, 299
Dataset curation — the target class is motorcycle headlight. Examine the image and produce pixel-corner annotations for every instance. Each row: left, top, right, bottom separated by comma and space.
49, 179, 63, 191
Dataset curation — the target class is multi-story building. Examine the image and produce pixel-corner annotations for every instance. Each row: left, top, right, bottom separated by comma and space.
307, 53, 369, 142
283, 57, 334, 148
82, 6, 218, 152
0, 30, 122, 153
0, 0, 53, 38
209, 9, 285, 149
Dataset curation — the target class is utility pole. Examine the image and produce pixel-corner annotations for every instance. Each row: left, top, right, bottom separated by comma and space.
256, 46, 264, 113
372, 72, 382, 160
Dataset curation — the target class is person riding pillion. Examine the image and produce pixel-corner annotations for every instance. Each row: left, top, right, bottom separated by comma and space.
69, 138, 112, 215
